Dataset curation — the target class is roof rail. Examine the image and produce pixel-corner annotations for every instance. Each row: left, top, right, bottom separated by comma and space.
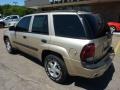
37, 9, 79, 13
51, 10, 78, 12
36, 9, 91, 14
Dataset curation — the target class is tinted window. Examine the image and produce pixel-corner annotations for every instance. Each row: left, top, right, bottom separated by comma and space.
80, 14, 110, 39
16, 16, 31, 32
5, 17, 10, 20
11, 16, 18, 19
53, 15, 86, 38
32, 15, 48, 35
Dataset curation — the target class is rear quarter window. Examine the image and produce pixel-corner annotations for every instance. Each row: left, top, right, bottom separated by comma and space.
80, 14, 110, 39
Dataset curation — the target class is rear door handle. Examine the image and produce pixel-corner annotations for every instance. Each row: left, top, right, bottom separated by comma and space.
23, 36, 27, 39
41, 39, 47, 43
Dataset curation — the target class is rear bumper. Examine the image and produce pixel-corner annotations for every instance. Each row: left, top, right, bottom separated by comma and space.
65, 51, 115, 78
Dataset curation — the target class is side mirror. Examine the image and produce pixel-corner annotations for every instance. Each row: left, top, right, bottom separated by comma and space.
9, 26, 16, 31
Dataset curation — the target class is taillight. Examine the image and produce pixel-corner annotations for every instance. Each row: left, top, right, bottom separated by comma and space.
80, 43, 95, 63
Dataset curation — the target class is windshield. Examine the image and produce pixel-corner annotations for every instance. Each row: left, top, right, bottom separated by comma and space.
79, 14, 110, 39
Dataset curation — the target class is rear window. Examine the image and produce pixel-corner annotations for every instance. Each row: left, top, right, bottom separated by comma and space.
11, 16, 18, 19
79, 14, 110, 39
53, 15, 86, 39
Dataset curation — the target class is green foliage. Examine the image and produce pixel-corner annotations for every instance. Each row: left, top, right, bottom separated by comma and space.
0, 4, 35, 17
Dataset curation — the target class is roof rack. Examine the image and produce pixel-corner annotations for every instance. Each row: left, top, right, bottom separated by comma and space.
50, 10, 78, 12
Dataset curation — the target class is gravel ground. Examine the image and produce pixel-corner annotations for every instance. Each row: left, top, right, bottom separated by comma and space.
0, 28, 120, 90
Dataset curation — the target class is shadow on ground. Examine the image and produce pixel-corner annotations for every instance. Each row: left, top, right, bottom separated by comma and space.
17, 51, 44, 67
65, 64, 115, 90
15, 51, 115, 90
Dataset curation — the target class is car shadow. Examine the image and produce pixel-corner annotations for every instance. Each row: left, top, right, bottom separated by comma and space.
17, 50, 44, 67
64, 64, 115, 90
15, 51, 115, 90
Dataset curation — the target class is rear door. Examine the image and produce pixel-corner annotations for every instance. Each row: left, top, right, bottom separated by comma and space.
26, 14, 50, 57
13, 16, 32, 53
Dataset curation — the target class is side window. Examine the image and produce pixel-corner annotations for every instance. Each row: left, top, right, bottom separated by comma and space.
16, 16, 31, 32
53, 15, 85, 38
11, 16, 18, 19
5, 17, 10, 20
32, 15, 48, 35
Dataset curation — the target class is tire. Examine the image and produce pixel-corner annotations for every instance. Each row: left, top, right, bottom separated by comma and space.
4, 38, 15, 54
110, 26, 116, 32
0, 22, 5, 28
44, 54, 68, 83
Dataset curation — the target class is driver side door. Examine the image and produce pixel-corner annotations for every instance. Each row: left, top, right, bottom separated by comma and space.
13, 16, 32, 54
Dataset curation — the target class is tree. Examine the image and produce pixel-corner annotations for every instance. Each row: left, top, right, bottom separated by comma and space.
0, 4, 35, 17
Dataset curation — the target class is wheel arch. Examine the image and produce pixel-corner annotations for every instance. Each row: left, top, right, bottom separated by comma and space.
41, 50, 65, 64
41, 48, 72, 75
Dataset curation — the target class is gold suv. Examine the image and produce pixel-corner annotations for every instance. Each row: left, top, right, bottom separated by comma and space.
4, 11, 114, 83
